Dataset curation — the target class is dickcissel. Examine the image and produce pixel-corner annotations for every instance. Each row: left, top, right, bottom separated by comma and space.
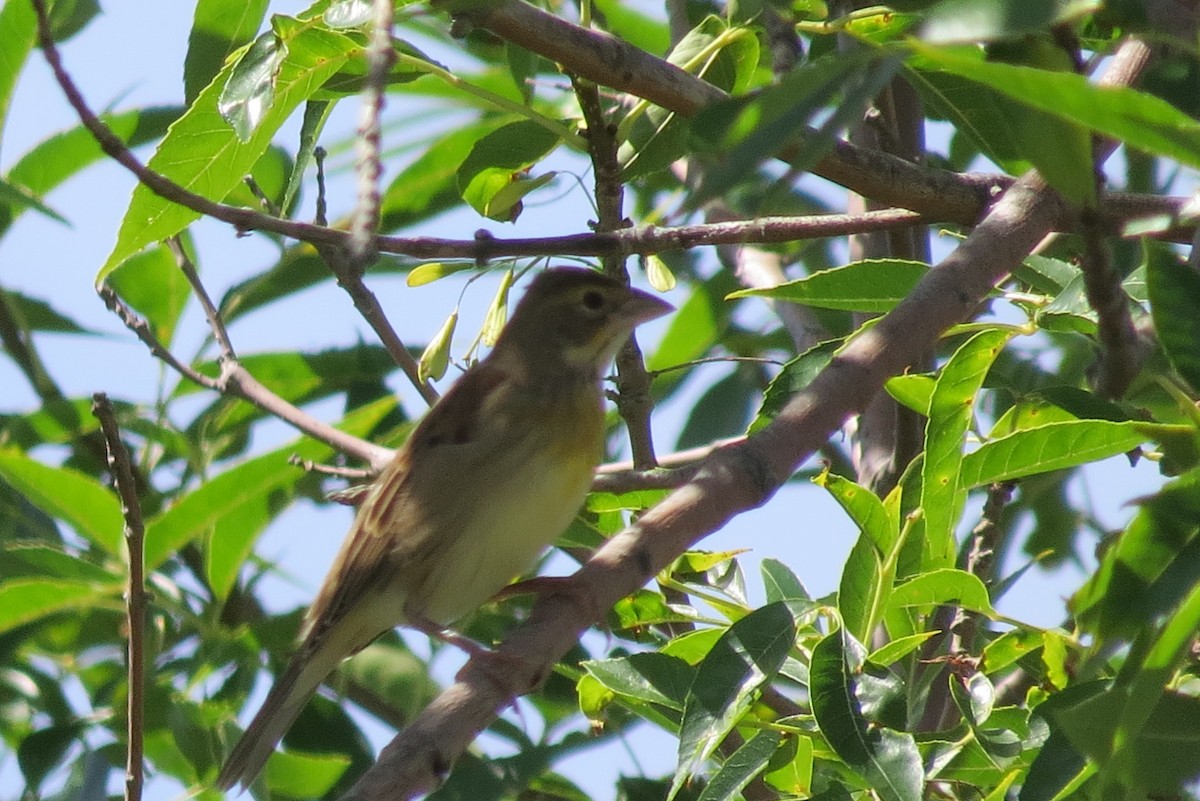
217, 267, 672, 790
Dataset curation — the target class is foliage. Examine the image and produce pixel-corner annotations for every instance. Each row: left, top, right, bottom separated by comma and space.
2, 0, 1200, 800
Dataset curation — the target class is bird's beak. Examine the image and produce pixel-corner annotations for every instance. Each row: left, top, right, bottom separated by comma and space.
620, 287, 674, 327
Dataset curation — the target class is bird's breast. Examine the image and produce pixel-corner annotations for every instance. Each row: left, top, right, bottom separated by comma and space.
412, 384, 604, 625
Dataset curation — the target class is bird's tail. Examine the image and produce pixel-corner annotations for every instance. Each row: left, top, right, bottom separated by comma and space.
215, 650, 331, 792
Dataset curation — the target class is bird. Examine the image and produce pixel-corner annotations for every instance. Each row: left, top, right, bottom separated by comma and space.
216, 267, 673, 791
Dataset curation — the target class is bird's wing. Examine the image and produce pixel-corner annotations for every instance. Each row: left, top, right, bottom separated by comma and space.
299, 361, 511, 647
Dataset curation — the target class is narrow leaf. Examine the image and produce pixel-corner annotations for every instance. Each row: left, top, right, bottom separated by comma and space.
672, 602, 797, 799
100, 21, 358, 280
0, 450, 123, 555
960, 420, 1147, 488
923, 329, 1013, 568
728, 259, 929, 313
1147, 247, 1200, 393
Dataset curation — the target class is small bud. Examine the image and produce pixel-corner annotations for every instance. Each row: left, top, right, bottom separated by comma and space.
418, 310, 458, 383
481, 269, 515, 347
645, 254, 676, 292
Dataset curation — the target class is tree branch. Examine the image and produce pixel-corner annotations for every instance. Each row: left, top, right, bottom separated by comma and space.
98, 284, 392, 472
573, 74, 661, 469
91, 393, 146, 801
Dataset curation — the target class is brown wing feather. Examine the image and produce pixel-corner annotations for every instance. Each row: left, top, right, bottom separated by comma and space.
299, 361, 511, 648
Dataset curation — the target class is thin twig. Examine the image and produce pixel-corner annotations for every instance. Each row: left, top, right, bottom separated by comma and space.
98, 286, 218, 389
91, 393, 146, 801
348, 0, 395, 267
573, 74, 661, 469
243, 176, 281, 216
167, 237, 236, 361
1080, 209, 1143, 399
313, 149, 440, 406
289, 455, 374, 480
98, 284, 392, 470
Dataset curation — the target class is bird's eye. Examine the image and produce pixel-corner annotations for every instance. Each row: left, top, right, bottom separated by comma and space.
581, 289, 606, 311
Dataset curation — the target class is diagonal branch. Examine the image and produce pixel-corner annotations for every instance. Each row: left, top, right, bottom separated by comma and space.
98, 284, 392, 472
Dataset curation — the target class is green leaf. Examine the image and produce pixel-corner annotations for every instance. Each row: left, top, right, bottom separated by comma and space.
1053, 685, 1200, 796
981, 628, 1042, 674
645, 254, 677, 292
887, 568, 997, 618
672, 602, 797, 799
749, 339, 838, 433
280, 99, 332, 217
335, 637, 439, 725
263, 748, 350, 798
407, 262, 475, 287
884, 374, 935, 415
818, 471, 899, 642
0, 449, 123, 555
0, 0, 37, 138
219, 22, 290, 140
4, 544, 119, 584
912, 38, 1096, 204
100, 21, 358, 280
43, 0, 99, 42
1108, 573, 1200, 786
696, 730, 784, 801
2, 290, 93, 335
1019, 729, 1091, 801
761, 558, 811, 604
166, 397, 394, 591
728, 259, 930, 313
810, 629, 923, 801
646, 276, 731, 374
418, 310, 457, 383
691, 51, 899, 205
218, 249, 411, 325
593, 0, 670, 56
609, 589, 698, 631
868, 631, 939, 666
17, 722, 83, 790
583, 652, 694, 711
920, 0, 1100, 44
185, 0, 270, 104
0, 578, 119, 635
380, 117, 518, 231
105, 242, 191, 348
1, 107, 180, 237
922, 329, 1013, 568
0, 177, 65, 224
762, 734, 813, 796
147, 447, 298, 577
910, 43, 1200, 170
676, 369, 756, 450
1072, 466, 1200, 640
959, 420, 1147, 488
323, 0, 373, 28
1147, 245, 1200, 393
667, 15, 758, 95
457, 121, 561, 221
